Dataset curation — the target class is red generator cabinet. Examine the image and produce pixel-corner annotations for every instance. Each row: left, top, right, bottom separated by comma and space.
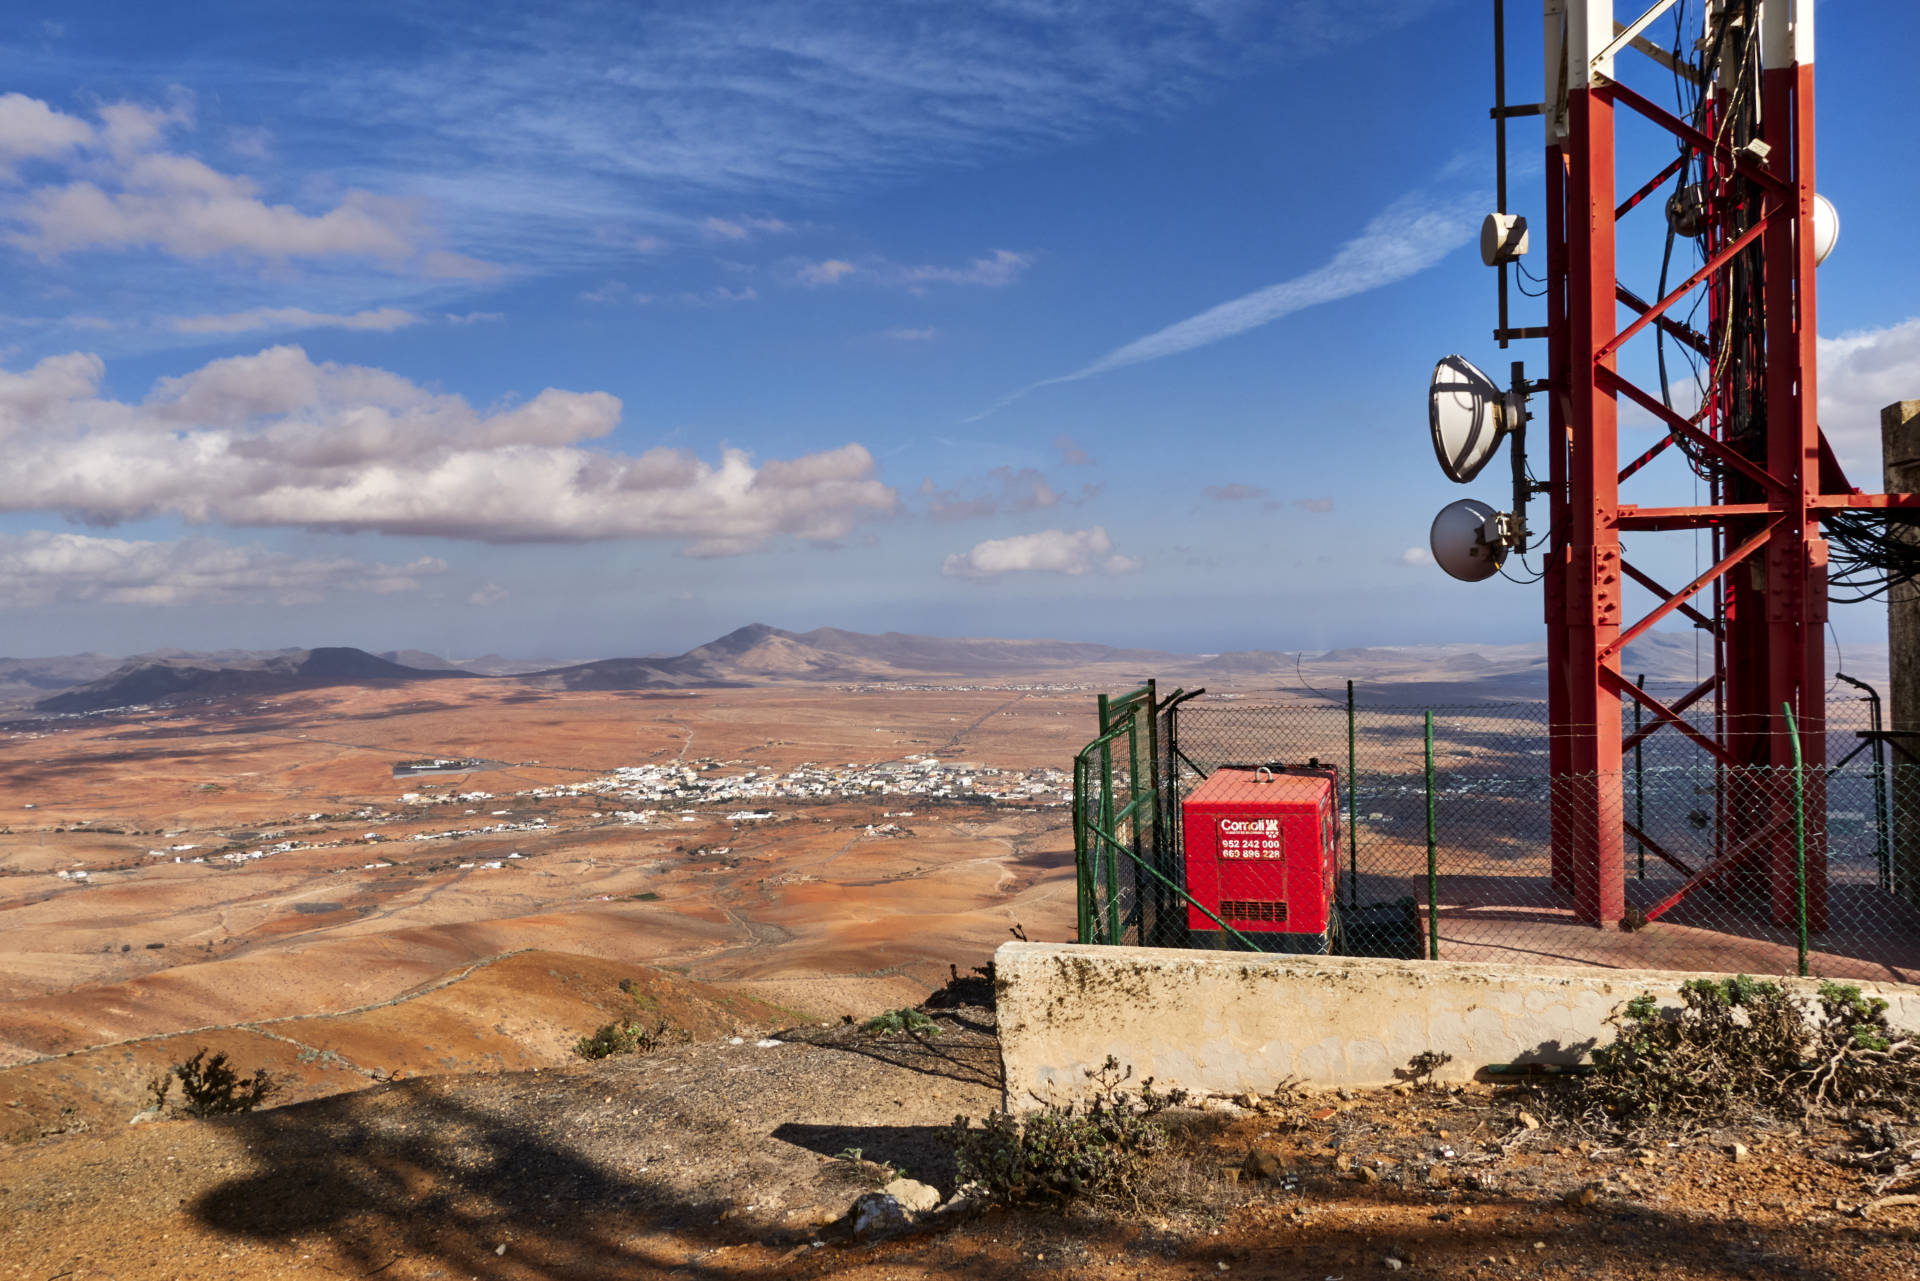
1181, 766, 1340, 954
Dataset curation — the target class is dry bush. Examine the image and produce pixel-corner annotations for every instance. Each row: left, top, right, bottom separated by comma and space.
1576, 976, 1919, 1133
947, 1056, 1204, 1211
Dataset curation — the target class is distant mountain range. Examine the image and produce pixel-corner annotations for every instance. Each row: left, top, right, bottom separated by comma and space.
7, 623, 1884, 715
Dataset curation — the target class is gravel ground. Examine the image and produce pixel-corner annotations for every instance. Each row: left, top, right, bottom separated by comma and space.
2, 996, 1917, 1281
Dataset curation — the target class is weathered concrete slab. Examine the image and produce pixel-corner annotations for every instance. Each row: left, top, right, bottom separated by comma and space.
995, 941, 1920, 1109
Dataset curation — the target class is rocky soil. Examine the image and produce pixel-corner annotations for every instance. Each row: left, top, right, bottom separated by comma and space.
3, 974, 1917, 1280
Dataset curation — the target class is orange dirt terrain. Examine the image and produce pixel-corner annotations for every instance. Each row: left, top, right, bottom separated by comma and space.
0, 678, 1102, 1136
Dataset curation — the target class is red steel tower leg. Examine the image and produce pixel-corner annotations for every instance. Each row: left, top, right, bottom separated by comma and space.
1761, 14, 1827, 929
1563, 47, 1625, 926
1544, 139, 1574, 899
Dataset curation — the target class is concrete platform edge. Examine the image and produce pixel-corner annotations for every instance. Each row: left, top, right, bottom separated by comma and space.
994, 941, 1920, 1110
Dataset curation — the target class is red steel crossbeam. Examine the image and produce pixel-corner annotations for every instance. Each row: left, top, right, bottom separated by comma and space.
1615, 283, 1712, 357
1603, 668, 1739, 769
1620, 560, 1718, 634
1618, 504, 1771, 530
1618, 433, 1675, 485
1606, 79, 1790, 196
1598, 366, 1786, 493
1614, 152, 1687, 221
1642, 813, 1785, 923
1600, 522, 1776, 663
1621, 674, 1717, 753
1596, 211, 1774, 361
1620, 819, 1697, 878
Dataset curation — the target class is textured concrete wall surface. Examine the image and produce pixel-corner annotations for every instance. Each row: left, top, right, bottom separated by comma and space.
995, 941, 1920, 1109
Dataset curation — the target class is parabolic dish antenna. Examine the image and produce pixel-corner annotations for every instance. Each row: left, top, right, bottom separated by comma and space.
1429, 355, 1513, 484
1811, 192, 1840, 266
1430, 498, 1508, 583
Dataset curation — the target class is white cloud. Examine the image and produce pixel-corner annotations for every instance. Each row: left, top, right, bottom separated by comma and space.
0, 92, 93, 173
921, 466, 1059, 521
703, 215, 788, 242
1204, 483, 1268, 501
942, 526, 1139, 578
469, 581, 509, 606
445, 311, 505, 325
1295, 496, 1335, 513
0, 345, 897, 552
1401, 546, 1430, 565
0, 93, 468, 272
882, 326, 937, 342
973, 186, 1482, 417
798, 258, 857, 285
790, 249, 1031, 292
169, 307, 423, 335
1819, 317, 1920, 478
0, 530, 444, 607
900, 249, 1031, 288
1055, 434, 1092, 466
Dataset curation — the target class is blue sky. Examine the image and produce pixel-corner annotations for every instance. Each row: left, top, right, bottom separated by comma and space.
1, 0, 1916, 660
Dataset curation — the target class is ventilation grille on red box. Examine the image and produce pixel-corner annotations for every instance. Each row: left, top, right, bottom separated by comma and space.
1219, 899, 1287, 923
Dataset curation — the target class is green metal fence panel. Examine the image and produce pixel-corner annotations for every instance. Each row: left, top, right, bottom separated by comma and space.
1071, 687, 1919, 982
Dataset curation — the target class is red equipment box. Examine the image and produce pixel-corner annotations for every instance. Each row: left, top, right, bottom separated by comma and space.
1182, 766, 1339, 952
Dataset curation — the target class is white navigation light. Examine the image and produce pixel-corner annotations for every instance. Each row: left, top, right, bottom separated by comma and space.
1430, 498, 1510, 583
1812, 193, 1839, 266
1430, 355, 1515, 484
1479, 212, 1529, 266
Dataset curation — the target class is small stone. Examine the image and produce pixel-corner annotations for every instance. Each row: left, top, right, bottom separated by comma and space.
1564, 1184, 1599, 1209
1337, 1087, 1355, 1101
1533, 1241, 1546, 1251
1730, 1143, 1749, 1163
1437, 1128, 1450, 1140
1356, 1165, 1380, 1185
849, 1193, 910, 1239
1384, 1258, 1403, 1272
882, 1177, 940, 1215
1312, 1106, 1339, 1120
1334, 1153, 1355, 1173
494, 1244, 507, 1256
1518, 1112, 1541, 1130
1242, 1148, 1285, 1182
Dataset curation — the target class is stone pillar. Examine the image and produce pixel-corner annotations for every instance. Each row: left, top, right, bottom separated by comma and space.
1884, 401, 1920, 906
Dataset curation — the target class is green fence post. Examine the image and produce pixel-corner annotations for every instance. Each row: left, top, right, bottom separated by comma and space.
1096, 693, 1116, 944
1634, 673, 1645, 880
1347, 679, 1359, 908
1785, 702, 1808, 978
1425, 709, 1439, 961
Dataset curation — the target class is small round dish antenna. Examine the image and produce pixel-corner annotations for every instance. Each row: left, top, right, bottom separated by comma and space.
1811, 193, 1839, 266
1430, 498, 1510, 582
1430, 355, 1515, 484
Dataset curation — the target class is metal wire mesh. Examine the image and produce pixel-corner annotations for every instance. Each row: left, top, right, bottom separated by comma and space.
1075, 691, 1920, 982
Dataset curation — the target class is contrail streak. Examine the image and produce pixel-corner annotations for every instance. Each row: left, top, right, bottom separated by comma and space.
967, 188, 1485, 420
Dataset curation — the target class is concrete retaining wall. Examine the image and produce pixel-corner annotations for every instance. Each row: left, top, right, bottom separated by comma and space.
995, 941, 1920, 1109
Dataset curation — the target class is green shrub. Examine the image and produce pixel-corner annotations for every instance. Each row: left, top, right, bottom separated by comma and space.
165, 1048, 277, 1116
576, 1015, 678, 1060
1582, 976, 1918, 1130
862, 1007, 941, 1038
947, 1056, 1182, 1209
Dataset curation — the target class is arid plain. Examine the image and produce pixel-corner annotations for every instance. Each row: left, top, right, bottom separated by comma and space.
0, 674, 1138, 1138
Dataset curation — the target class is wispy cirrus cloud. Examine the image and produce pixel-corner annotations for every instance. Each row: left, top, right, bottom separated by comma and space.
169, 306, 423, 335
970, 186, 1484, 418
793, 249, 1032, 290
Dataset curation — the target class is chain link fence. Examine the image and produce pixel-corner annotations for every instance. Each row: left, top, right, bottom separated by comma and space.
1075, 684, 1920, 982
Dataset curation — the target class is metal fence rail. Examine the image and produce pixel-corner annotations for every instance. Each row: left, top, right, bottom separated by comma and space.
1073, 684, 1919, 983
